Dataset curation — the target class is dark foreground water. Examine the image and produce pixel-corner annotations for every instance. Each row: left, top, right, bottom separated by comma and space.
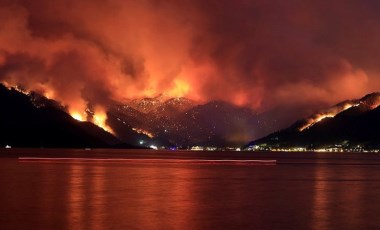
2, 149, 380, 230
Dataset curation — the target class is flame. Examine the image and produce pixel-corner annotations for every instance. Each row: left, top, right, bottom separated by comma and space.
93, 106, 114, 134
299, 114, 335, 131
167, 79, 190, 98
299, 102, 359, 131
70, 111, 85, 122
43, 88, 55, 99
370, 102, 380, 109
70, 106, 114, 134
132, 128, 154, 138
2, 80, 116, 135
7, 84, 31, 96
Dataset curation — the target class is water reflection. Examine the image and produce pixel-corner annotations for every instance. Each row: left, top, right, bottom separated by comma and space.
40, 164, 54, 229
312, 166, 366, 230
89, 165, 106, 230
68, 163, 85, 229
103, 164, 196, 229
312, 166, 330, 230
340, 167, 363, 229
67, 163, 107, 230
4, 153, 380, 230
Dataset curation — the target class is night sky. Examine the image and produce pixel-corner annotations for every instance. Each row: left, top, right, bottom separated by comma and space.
1, 0, 380, 128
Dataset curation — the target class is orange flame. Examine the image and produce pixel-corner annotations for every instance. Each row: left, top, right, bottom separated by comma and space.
93, 106, 114, 134
42, 88, 55, 99
70, 111, 86, 122
167, 79, 190, 98
132, 128, 154, 138
299, 113, 335, 131
69, 106, 114, 134
299, 103, 359, 131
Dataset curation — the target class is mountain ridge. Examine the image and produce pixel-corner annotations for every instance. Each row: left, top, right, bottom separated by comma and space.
248, 92, 380, 150
0, 84, 139, 148
1, 83, 271, 148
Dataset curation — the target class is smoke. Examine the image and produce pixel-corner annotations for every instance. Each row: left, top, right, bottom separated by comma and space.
1, 0, 380, 120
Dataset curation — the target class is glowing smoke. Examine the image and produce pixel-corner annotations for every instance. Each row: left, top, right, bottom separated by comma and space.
1, 0, 380, 127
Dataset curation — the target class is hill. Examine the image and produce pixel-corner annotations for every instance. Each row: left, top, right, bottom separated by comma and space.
248, 92, 380, 151
0, 84, 134, 148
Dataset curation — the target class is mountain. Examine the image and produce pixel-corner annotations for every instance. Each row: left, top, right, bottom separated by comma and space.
0, 83, 267, 148
106, 103, 172, 148
128, 95, 167, 113
0, 84, 136, 148
153, 97, 195, 117
249, 92, 380, 150
104, 95, 199, 147
107, 99, 261, 147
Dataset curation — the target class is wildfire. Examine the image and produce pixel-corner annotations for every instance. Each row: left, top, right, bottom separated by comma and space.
369, 103, 380, 109
93, 107, 114, 134
2, 82, 31, 96
298, 113, 335, 131
132, 128, 154, 138
167, 79, 190, 98
2, 80, 117, 135
69, 106, 114, 134
43, 89, 55, 99
299, 102, 359, 131
93, 114, 113, 134
70, 112, 85, 122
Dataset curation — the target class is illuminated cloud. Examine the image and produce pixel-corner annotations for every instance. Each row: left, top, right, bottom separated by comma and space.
0, 0, 380, 122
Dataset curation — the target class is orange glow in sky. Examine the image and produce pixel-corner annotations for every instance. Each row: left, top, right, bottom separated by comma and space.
2, 0, 380, 133
168, 79, 190, 98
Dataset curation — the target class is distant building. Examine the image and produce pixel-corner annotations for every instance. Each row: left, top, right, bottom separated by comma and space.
191, 146, 204, 151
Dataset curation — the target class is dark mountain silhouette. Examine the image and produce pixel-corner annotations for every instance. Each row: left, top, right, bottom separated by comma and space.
0, 83, 267, 148
0, 84, 137, 148
249, 92, 380, 149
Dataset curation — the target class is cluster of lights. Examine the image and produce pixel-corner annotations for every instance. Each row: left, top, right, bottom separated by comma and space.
129, 96, 166, 114
189, 146, 241, 151
245, 143, 380, 153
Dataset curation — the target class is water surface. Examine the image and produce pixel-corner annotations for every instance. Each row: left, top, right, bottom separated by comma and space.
1, 149, 380, 230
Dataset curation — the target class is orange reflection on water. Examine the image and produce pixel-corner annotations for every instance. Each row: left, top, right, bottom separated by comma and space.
312, 166, 365, 230
68, 163, 107, 230
312, 166, 330, 230
68, 163, 85, 229
339, 167, 364, 228
89, 165, 106, 230
40, 164, 54, 229
120, 165, 195, 229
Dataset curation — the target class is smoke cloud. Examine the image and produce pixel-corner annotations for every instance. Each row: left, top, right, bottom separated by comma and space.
1, 0, 380, 122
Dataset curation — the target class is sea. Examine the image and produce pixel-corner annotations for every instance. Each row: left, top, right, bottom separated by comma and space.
1, 149, 380, 230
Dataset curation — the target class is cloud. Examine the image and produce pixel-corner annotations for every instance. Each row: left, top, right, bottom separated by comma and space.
0, 0, 380, 123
